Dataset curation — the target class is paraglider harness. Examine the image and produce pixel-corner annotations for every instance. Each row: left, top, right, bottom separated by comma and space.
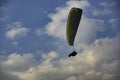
68, 50, 77, 57
68, 45, 78, 57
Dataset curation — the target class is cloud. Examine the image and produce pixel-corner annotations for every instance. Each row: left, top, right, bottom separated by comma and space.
92, 1, 115, 16
109, 18, 119, 24
0, 16, 9, 22
108, 18, 120, 33
12, 41, 18, 46
1, 0, 119, 80
41, 51, 58, 60
45, 0, 91, 40
92, 9, 112, 16
0, 6, 8, 22
102, 73, 120, 80
1, 53, 36, 72
65, 76, 76, 80
1, 33, 120, 80
5, 22, 29, 40
0, 6, 5, 13
43, 0, 105, 51
108, 18, 120, 28
35, 28, 45, 36
0, 53, 36, 80
75, 16, 105, 49
100, 1, 117, 7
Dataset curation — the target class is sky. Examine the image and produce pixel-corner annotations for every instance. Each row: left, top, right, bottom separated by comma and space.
0, 0, 120, 80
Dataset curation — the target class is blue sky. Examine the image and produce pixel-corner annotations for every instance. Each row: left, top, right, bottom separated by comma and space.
0, 0, 120, 80
0, 0, 67, 54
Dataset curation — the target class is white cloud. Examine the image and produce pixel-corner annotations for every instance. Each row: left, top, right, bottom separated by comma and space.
45, 0, 91, 39
1, 0, 120, 80
0, 6, 5, 13
5, 22, 29, 40
75, 16, 105, 49
1, 53, 36, 72
0, 6, 8, 22
44, 0, 105, 50
41, 51, 58, 60
109, 18, 119, 24
0, 16, 9, 22
12, 41, 18, 45
35, 28, 45, 36
92, 1, 115, 16
1, 33, 120, 80
92, 9, 112, 16
102, 73, 120, 80
108, 18, 120, 32
100, 1, 117, 7
65, 76, 76, 80
66, 0, 90, 9
102, 60, 120, 73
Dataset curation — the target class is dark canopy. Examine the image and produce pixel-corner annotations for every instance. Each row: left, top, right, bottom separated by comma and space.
66, 7, 83, 46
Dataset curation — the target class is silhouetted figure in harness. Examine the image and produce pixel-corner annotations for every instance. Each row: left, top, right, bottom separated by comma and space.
68, 50, 77, 57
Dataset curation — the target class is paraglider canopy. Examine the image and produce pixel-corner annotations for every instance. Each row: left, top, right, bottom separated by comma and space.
66, 7, 83, 57
66, 7, 82, 46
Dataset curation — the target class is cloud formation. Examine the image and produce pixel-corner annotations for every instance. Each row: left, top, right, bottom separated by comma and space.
1, 0, 120, 80
1, 33, 120, 80
92, 9, 112, 16
75, 17, 105, 48
45, 0, 90, 39
44, 0, 105, 50
5, 22, 29, 40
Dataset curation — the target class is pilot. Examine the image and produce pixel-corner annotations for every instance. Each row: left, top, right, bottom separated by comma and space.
68, 51, 77, 57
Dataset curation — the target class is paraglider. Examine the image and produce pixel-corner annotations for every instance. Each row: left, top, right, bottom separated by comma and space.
68, 50, 77, 57
66, 7, 83, 57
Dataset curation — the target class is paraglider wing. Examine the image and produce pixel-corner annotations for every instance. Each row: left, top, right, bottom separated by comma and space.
66, 7, 83, 46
